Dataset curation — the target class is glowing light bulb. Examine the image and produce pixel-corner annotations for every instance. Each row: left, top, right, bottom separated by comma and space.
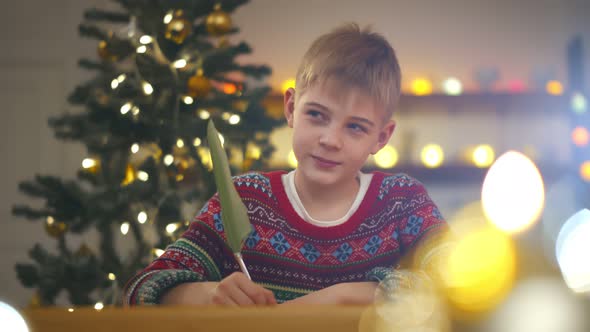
481, 151, 545, 233
120, 222, 130, 235
545, 80, 563, 95
556, 209, 590, 293
164, 154, 174, 166
130, 143, 140, 154
139, 35, 153, 44
442, 77, 463, 95
580, 161, 590, 182
193, 138, 202, 147
0, 302, 29, 332
228, 114, 240, 125
137, 171, 149, 181
421, 144, 444, 168
571, 127, 589, 147
142, 82, 153, 95
108, 273, 116, 281
374, 145, 398, 168
173, 59, 187, 69
571, 93, 587, 114
472, 144, 495, 168
183, 96, 194, 104
120, 102, 132, 115
198, 110, 210, 120
136, 45, 147, 54
411, 78, 433, 96
137, 211, 147, 224
176, 139, 185, 148
82, 158, 97, 169
163, 12, 173, 24
281, 79, 296, 93
94, 302, 104, 311
166, 223, 179, 234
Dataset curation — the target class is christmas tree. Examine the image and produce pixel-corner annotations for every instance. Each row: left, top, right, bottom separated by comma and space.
12, 0, 282, 306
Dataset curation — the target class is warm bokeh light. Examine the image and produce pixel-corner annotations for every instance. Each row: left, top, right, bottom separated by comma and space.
443, 227, 516, 318
94, 302, 104, 311
0, 302, 29, 332
411, 78, 433, 96
580, 161, 590, 182
137, 211, 147, 224
166, 223, 179, 234
163, 154, 174, 166
442, 77, 463, 95
571, 126, 589, 147
173, 59, 187, 69
374, 145, 398, 168
571, 93, 587, 114
508, 80, 526, 93
481, 151, 545, 233
193, 137, 202, 147
246, 145, 262, 160
545, 80, 563, 95
176, 138, 184, 148
142, 81, 154, 95
487, 278, 586, 332
472, 144, 495, 168
281, 78, 296, 94
120, 222, 130, 235
420, 144, 444, 168
108, 273, 116, 281
198, 147, 213, 170
556, 209, 590, 293
228, 114, 241, 125
82, 158, 98, 169
198, 109, 210, 120
287, 150, 298, 168
222, 83, 238, 94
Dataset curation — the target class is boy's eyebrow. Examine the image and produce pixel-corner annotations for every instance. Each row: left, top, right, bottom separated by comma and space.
304, 101, 375, 127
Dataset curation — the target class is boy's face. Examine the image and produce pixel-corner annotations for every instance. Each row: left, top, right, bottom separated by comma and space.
283, 78, 396, 188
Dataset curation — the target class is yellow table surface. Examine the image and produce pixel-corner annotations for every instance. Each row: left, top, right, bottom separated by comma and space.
21, 305, 375, 332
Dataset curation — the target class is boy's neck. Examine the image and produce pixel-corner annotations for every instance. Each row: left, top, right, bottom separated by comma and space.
293, 170, 361, 221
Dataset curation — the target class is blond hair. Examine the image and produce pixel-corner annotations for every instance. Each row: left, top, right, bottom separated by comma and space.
295, 23, 402, 117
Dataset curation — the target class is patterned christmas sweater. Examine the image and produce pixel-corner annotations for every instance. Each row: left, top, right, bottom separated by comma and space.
124, 171, 449, 305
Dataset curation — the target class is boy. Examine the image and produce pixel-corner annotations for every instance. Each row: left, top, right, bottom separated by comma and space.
124, 23, 450, 306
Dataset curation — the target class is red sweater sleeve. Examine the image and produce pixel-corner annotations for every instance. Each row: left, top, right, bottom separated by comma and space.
123, 194, 235, 305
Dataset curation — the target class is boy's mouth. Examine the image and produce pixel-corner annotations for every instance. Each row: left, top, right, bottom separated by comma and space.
311, 155, 341, 166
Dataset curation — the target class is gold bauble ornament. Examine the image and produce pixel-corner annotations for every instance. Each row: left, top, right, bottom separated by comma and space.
121, 164, 137, 186
165, 10, 192, 44
45, 217, 68, 238
187, 70, 211, 98
29, 292, 42, 308
206, 4, 232, 36
75, 243, 93, 257
97, 40, 116, 61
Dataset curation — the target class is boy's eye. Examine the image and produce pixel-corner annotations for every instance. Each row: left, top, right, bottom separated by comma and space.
306, 110, 324, 119
348, 123, 367, 133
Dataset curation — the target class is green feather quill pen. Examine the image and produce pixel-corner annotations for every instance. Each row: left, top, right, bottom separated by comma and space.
207, 120, 254, 279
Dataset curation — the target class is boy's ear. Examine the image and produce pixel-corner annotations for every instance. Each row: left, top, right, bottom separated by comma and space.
283, 87, 296, 128
371, 119, 396, 155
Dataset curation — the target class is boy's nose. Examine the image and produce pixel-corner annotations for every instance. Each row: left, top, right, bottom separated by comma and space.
318, 127, 343, 150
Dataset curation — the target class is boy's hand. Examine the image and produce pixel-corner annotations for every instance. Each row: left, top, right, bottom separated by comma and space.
209, 272, 277, 306
281, 282, 377, 305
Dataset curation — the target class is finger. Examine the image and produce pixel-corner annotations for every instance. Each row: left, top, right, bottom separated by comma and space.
265, 289, 277, 305
211, 291, 238, 306
236, 279, 270, 305
227, 283, 256, 306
